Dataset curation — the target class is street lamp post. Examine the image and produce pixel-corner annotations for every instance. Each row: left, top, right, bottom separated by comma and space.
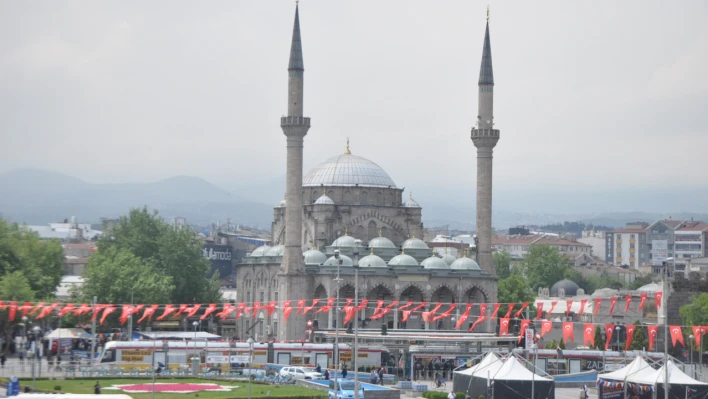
21, 316, 28, 372
32, 326, 40, 387
689, 335, 695, 379
247, 337, 254, 399
352, 241, 361, 399
333, 249, 343, 388
701, 328, 705, 378
615, 325, 621, 353
192, 321, 199, 375
663, 258, 672, 399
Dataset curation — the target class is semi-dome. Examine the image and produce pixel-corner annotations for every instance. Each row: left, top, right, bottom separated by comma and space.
303, 249, 327, 265
550, 279, 580, 297
332, 235, 359, 247
323, 254, 354, 266
450, 257, 481, 270
441, 254, 456, 266
402, 238, 428, 249
369, 236, 396, 248
592, 287, 619, 298
637, 282, 660, 292
265, 245, 285, 257
250, 245, 272, 257
303, 150, 397, 188
358, 253, 387, 268
404, 192, 421, 208
388, 254, 419, 266
314, 193, 335, 205
275, 198, 286, 208
421, 256, 450, 269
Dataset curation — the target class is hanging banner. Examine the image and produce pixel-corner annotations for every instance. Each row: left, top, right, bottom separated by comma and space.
670, 326, 685, 347
541, 320, 552, 337
647, 325, 658, 351
625, 324, 635, 350
593, 298, 602, 316
624, 295, 632, 313
654, 292, 663, 308
562, 322, 575, 343
638, 294, 647, 311
583, 324, 594, 347
499, 318, 510, 336
536, 302, 544, 320
604, 324, 614, 351
579, 299, 588, 315
609, 297, 618, 314
514, 302, 528, 318
491, 303, 501, 319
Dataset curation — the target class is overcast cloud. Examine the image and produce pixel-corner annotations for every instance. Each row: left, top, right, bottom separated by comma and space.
1, 1, 707, 209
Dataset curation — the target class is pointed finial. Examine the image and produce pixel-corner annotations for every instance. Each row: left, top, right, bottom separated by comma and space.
409, 191, 413, 200
324, 187, 327, 196
379, 228, 382, 237
371, 247, 374, 255
486, 5, 490, 21
401, 247, 405, 255
345, 226, 348, 236
344, 137, 351, 154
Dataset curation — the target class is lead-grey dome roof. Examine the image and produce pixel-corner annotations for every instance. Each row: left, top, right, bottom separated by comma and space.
303, 153, 397, 188
265, 245, 285, 257
402, 238, 428, 249
388, 254, 419, 266
441, 254, 456, 266
275, 198, 286, 208
421, 256, 450, 269
332, 235, 358, 247
404, 193, 421, 208
358, 253, 387, 268
550, 279, 580, 297
450, 257, 481, 270
250, 245, 272, 257
369, 236, 396, 248
324, 254, 354, 266
303, 249, 327, 265
314, 193, 335, 205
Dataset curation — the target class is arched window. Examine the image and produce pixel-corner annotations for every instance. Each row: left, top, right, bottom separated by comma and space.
360, 191, 368, 205
376, 192, 383, 205
368, 220, 377, 241
344, 190, 353, 203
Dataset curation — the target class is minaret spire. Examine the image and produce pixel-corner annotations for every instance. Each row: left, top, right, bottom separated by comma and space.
288, 4, 304, 72
478, 18, 494, 86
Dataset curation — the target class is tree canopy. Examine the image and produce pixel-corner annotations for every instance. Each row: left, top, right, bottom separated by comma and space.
593, 325, 605, 350
628, 320, 648, 351
81, 207, 222, 304
521, 245, 573, 291
493, 251, 512, 280
680, 293, 708, 327
497, 272, 536, 318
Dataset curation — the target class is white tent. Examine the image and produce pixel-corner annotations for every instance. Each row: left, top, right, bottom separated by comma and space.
43, 328, 91, 340
598, 356, 654, 381
626, 360, 708, 386
491, 357, 553, 381
455, 351, 500, 376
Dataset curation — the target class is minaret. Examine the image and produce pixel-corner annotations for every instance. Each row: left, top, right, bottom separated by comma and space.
471, 8, 499, 276
280, 3, 310, 275
278, 4, 311, 341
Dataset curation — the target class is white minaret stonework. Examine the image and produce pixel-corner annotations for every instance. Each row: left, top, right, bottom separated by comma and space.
278, 5, 310, 340
471, 13, 499, 276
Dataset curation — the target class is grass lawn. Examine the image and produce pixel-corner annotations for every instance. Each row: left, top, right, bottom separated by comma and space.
29, 378, 325, 399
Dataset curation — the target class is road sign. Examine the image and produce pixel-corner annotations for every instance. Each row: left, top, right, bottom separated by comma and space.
525, 328, 534, 350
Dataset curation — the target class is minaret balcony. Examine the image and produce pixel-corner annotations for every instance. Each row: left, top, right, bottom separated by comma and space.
281, 116, 311, 127
470, 128, 499, 139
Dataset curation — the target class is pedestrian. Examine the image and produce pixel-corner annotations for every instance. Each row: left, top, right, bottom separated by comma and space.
447, 390, 455, 399
378, 366, 384, 386
370, 369, 377, 384
342, 364, 348, 379
324, 369, 330, 380
94, 381, 101, 394
18, 350, 24, 364
0, 353, 6, 368
316, 364, 321, 374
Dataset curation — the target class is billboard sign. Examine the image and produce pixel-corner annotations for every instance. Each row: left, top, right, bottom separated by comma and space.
651, 240, 668, 266
202, 244, 233, 278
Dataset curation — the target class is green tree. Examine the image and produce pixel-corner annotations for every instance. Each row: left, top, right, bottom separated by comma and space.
497, 274, 536, 318
593, 325, 605, 350
0, 271, 35, 301
559, 338, 566, 350
81, 246, 174, 304
680, 293, 708, 352
629, 321, 648, 351
493, 251, 512, 280
521, 245, 572, 290
91, 207, 222, 303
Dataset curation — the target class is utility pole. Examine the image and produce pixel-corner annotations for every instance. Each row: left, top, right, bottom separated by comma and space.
333, 250, 343, 391
90, 296, 97, 376
663, 258, 671, 399
127, 291, 134, 341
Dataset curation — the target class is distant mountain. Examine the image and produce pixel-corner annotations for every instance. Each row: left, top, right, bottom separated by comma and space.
0, 169, 273, 228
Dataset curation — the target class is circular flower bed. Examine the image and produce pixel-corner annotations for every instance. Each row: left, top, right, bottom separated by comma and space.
107, 383, 235, 394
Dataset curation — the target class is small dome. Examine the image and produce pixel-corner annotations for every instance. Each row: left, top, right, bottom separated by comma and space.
250, 245, 272, 257
388, 254, 419, 266
323, 254, 353, 267
303, 249, 327, 265
450, 257, 481, 270
275, 198, 286, 208
421, 256, 450, 269
592, 287, 619, 298
441, 254, 456, 266
369, 236, 396, 248
637, 282, 660, 292
265, 245, 285, 256
358, 254, 387, 268
404, 192, 421, 208
550, 279, 580, 297
314, 193, 335, 205
402, 238, 428, 249
332, 235, 358, 247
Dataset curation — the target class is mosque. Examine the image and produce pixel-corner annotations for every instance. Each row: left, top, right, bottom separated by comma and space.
235, 5, 501, 340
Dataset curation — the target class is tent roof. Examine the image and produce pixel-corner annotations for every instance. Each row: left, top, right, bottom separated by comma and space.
491, 357, 553, 382
455, 351, 500, 376
598, 356, 653, 381
44, 328, 91, 339
626, 360, 708, 386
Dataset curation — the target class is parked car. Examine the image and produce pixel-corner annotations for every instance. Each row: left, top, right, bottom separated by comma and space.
280, 366, 323, 380
329, 380, 364, 399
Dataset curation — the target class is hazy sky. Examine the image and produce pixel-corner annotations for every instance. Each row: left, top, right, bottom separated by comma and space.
2, 1, 707, 201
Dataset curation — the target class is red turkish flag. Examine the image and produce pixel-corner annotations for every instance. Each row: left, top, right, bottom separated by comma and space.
670, 326, 685, 347
491, 303, 501, 319
479, 303, 488, 317
583, 324, 594, 347
138, 305, 160, 323
216, 304, 236, 320
609, 297, 618, 314
89, 305, 107, 322
73, 304, 92, 316
428, 303, 443, 320
421, 312, 431, 324
655, 291, 663, 308
541, 320, 552, 337
283, 306, 293, 321
625, 324, 636, 350
20, 302, 33, 318
504, 303, 514, 319
58, 303, 75, 318
469, 316, 486, 332
499, 318, 510, 336
371, 300, 385, 316
647, 325, 658, 351
562, 322, 575, 343
358, 299, 370, 311
297, 299, 306, 314
593, 298, 602, 316
624, 295, 632, 312
397, 301, 414, 311
638, 294, 647, 311
29, 302, 45, 316
315, 298, 336, 314
514, 302, 528, 318
100, 306, 117, 326
566, 300, 573, 317
456, 304, 473, 330
536, 302, 544, 320
186, 304, 202, 318
119, 305, 133, 324
303, 299, 319, 314
343, 306, 356, 326
548, 301, 558, 315
8, 301, 17, 321
175, 304, 189, 316
692, 326, 705, 349
401, 310, 412, 322
604, 324, 614, 350
518, 319, 531, 343
200, 304, 218, 320
433, 304, 457, 321
235, 303, 246, 319
579, 299, 588, 315
37, 303, 59, 320
157, 304, 177, 320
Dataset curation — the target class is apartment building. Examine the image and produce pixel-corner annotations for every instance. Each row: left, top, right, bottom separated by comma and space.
492, 234, 592, 259
605, 222, 648, 270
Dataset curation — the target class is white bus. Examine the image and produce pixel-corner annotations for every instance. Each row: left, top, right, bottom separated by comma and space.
99, 341, 390, 371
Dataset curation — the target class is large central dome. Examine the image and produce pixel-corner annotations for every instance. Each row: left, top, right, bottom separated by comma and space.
303, 153, 397, 188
